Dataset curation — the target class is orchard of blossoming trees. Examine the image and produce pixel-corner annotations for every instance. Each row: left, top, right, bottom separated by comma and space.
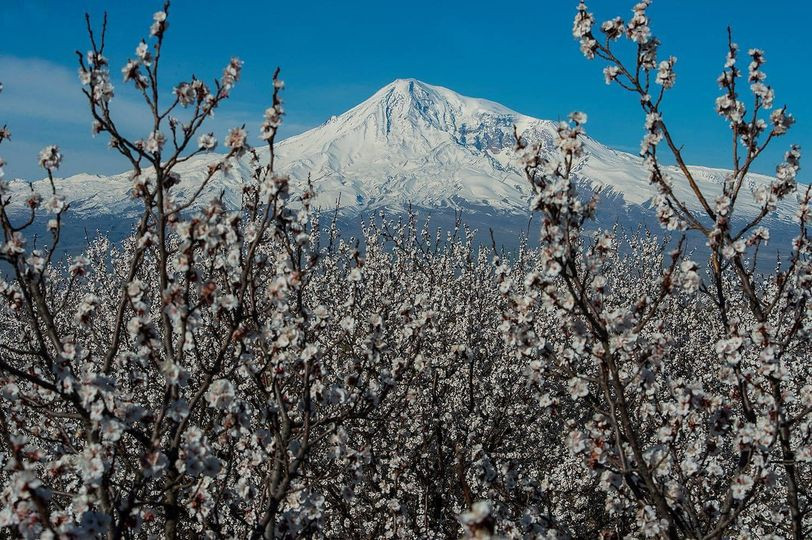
0, 0, 809, 538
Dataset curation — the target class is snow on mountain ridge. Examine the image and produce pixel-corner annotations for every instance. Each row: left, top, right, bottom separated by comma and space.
5, 78, 798, 230
269, 78, 550, 214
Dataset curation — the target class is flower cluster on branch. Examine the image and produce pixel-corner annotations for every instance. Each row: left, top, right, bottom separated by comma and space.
0, 2, 809, 538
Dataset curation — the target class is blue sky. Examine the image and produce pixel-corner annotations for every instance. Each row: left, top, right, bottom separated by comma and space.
1, 0, 809, 180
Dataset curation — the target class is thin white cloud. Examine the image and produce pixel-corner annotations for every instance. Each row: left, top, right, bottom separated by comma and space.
0, 55, 154, 133
1, 55, 88, 125
0, 55, 317, 179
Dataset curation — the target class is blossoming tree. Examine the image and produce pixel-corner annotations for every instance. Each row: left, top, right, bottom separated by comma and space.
0, 1, 809, 538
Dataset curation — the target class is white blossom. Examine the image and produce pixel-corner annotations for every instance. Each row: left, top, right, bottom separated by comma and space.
38, 145, 62, 171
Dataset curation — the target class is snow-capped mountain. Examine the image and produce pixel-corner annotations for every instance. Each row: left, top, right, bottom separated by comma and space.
5, 78, 800, 249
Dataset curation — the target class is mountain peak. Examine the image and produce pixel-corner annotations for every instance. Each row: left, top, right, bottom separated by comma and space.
386, 77, 426, 90
306, 77, 532, 151
373, 78, 443, 116
370, 78, 521, 121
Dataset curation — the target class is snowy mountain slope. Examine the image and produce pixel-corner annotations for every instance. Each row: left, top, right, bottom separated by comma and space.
5, 78, 800, 242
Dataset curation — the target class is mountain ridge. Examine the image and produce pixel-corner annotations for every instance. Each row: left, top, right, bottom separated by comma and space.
5, 78, 800, 239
